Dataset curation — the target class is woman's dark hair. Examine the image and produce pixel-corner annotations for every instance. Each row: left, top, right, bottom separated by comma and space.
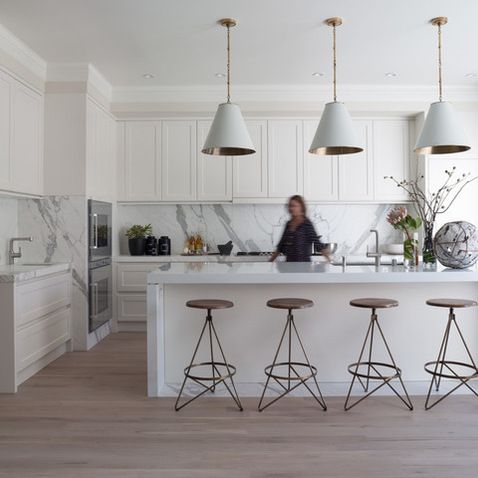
288, 195, 307, 215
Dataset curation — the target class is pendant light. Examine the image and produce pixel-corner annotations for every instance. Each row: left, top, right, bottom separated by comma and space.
415, 17, 470, 154
202, 18, 255, 156
309, 17, 362, 156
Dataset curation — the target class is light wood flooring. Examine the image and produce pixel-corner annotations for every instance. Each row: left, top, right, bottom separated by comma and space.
1, 332, 478, 478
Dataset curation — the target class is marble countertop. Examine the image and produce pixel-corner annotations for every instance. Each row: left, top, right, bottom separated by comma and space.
0, 262, 71, 283
147, 261, 478, 285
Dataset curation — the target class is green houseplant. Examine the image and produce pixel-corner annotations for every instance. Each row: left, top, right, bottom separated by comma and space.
125, 224, 152, 256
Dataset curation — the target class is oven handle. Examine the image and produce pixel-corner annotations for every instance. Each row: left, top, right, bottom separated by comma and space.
91, 213, 98, 249
91, 282, 98, 316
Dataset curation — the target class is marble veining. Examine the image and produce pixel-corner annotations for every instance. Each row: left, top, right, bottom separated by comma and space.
118, 203, 403, 255
0, 199, 18, 265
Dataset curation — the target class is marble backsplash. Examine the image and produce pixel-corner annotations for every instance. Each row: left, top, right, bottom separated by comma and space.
118, 203, 403, 256
0, 199, 18, 264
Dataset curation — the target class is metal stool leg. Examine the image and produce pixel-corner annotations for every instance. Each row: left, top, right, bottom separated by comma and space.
258, 311, 326, 412
425, 309, 478, 410
344, 311, 413, 411
175, 311, 242, 412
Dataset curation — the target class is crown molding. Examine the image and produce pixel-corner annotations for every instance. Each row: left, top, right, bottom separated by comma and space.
111, 84, 478, 106
0, 23, 46, 80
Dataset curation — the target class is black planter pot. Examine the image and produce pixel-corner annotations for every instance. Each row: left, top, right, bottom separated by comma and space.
128, 237, 146, 256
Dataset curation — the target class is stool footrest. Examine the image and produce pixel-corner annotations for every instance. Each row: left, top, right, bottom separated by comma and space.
264, 361, 317, 382
424, 360, 478, 381
184, 362, 237, 382
347, 361, 401, 381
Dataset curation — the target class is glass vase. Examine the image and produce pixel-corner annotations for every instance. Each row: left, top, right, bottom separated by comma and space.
422, 224, 436, 266
403, 233, 419, 269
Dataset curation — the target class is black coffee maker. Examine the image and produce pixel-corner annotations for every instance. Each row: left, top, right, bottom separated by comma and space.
158, 236, 171, 256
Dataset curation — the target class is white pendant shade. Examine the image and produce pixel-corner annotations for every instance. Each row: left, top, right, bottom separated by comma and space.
202, 102, 255, 156
309, 102, 363, 155
414, 101, 470, 154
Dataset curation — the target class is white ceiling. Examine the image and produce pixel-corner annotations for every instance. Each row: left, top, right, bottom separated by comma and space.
0, 0, 476, 89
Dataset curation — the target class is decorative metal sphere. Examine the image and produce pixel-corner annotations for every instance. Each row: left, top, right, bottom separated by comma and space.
434, 221, 478, 269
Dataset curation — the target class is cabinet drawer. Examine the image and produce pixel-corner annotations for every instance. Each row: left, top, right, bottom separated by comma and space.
116, 264, 161, 292
15, 273, 71, 328
117, 294, 147, 323
16, 307, 70, 372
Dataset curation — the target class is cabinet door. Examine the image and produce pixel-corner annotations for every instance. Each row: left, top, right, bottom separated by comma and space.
267, 120, 303, 198
197, 121, 232, 201
338, 120, 373, 201
161, 121, 197, 201
124, 122, 161, 200
303, 120, 338, 201
233, 120, 267, 198
0, 73, 10, 190
373, 120, 410, 201
10, 82, 42, 195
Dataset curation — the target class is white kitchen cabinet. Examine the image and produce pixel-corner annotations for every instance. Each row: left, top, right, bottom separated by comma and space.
86, 99, 117, 200
338, 120, 373, 201
161, 121, 197, 201
124, 121, 161, 201
233, 120, 268, 198
267, 120, 303, 198
197, 121, 232, 201
0, 72, 10, 190
10, 80, 43, 196
303, 120, 338, 201
373, 120, 410, 201
0, 271, 71, 393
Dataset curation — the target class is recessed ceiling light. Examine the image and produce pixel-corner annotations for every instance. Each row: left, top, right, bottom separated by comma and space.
214, 72, 226, 78
465, 72, 477, 78
385, 72, 397, 78
142, 73, 155, 79
312, 72, 324, 77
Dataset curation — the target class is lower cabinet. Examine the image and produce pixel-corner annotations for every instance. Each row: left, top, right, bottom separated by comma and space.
116, 263, 157, 330
0, 271, 71, 393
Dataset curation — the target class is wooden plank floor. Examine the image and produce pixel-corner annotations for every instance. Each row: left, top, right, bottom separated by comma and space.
1, 332, 478, 478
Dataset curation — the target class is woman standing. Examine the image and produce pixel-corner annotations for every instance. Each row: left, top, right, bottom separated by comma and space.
269, 195, 331, 262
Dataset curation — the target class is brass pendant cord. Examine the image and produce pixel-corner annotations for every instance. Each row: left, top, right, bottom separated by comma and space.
226, 23, 231, 103
332, 23, 337, 102
437, 22, 443, 102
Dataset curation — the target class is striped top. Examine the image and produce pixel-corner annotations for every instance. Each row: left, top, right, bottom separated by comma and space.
277, 218, 326, 262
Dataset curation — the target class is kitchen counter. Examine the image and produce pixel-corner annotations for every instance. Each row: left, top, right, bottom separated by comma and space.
0, 262, 71, 283
146, 261, 478, 397
147, 261, 478, 285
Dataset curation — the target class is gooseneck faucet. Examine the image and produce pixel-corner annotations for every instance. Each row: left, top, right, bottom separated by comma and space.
8, 237, 33, 264
366, 229, 382, 267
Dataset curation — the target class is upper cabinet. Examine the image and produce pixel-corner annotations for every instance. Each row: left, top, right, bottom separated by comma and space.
303, 121, 338, 201
197, 121, 231, 201
267, 120, 303, 198
373, 119, 410, 201
232, 120, 267, 199
86, 98, 117, 200
0, 72, 10, 191
162, 121, 196, 201
123, 121, 161, 201
118, 117, 412, 204
338, 120, 374, 201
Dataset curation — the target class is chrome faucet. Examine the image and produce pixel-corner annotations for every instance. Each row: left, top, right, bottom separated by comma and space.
9, 237, 33, 264
366, 229, 382, 267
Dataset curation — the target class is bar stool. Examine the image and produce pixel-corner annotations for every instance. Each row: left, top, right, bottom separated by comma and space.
424, 298, 478, 410
258, 298, 327, 412
344, 298, 413, 411
175, 299, 243, 411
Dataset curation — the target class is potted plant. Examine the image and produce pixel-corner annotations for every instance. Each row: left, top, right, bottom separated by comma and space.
125, 224, 152, 256
387, 207, 422, 267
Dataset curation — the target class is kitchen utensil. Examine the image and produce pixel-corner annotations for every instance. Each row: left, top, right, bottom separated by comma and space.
217, 240, 233, 255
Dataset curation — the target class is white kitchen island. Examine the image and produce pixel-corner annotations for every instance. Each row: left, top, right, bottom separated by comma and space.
147, 262, 478, 397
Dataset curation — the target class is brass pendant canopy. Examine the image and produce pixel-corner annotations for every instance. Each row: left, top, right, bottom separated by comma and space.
202, 18, 255, 156
414, 17, 470, 154
309, 17, 363, 156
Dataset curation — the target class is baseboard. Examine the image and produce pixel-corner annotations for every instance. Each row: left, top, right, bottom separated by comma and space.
117, 322, 147, 332
159, 380, 477, 398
